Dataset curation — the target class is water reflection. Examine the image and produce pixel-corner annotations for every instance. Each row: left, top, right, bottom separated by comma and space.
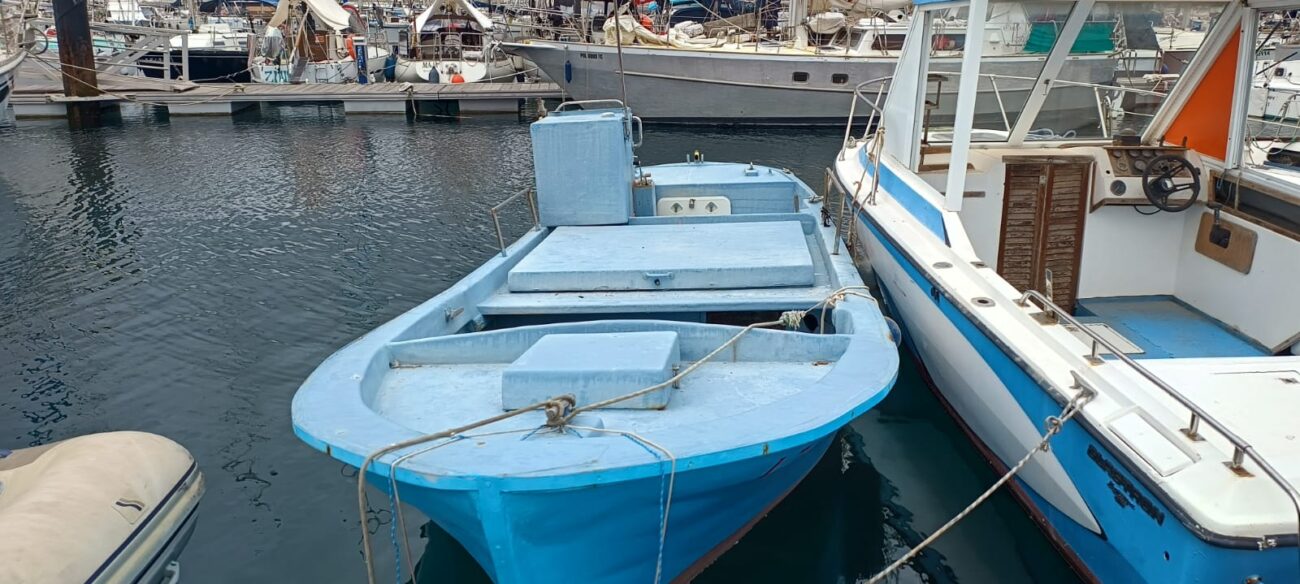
0, 112, 1080, 583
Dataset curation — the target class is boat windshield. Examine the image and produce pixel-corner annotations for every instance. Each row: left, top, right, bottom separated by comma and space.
1244, 10, 1300, 172
916, 0, 1226, 143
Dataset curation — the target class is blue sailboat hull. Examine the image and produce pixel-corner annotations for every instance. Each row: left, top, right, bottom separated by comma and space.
375, 434, 834, 583
851, 204, 1299, 583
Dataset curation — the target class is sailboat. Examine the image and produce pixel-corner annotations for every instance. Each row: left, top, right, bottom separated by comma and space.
250, 0, 388, 84
832, 0, 1300, 580
504, 0, 1119, 124
392, 0, 517, 83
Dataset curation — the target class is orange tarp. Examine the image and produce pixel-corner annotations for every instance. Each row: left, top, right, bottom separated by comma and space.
1164, 30, 1240, 161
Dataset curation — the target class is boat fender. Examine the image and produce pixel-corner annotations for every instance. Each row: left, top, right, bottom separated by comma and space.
564, 59, 572, 83
345, 36, 357, 61
384, 53, 397, 82
884, 317, 902, 346
427, 66, 440, 83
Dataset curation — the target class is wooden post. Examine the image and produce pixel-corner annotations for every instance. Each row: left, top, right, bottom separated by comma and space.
51, 0, 101, 128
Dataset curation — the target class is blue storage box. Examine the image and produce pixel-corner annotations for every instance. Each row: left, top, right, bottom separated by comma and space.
530, 108, 633, 226
501, 331, 679, 410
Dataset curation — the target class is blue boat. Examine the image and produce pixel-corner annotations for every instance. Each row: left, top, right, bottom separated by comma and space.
293, 103, 899, 582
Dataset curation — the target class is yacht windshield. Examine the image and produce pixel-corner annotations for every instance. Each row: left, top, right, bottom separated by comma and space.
1036, 1, 1226, 139
915, 0, 1226, 143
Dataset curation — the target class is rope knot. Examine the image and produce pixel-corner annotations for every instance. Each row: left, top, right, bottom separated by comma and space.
544, 394, 576, 428
778, 310, 806, 330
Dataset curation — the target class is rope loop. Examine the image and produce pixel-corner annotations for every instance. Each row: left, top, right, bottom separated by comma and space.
778, 310, 806, 330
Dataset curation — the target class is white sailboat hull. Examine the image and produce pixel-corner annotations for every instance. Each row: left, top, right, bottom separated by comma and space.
505, 41, 1115, 124
392, 56, 516, 83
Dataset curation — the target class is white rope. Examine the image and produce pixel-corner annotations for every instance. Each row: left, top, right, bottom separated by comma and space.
356, 285, 879, 581
861, 388, 1095, 584
356, 396, 575, 584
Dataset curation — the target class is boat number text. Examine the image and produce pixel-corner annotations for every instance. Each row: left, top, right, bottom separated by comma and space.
1087, 445, 1166, 526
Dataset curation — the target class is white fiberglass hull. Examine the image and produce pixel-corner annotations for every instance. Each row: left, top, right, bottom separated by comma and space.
1, 49, 24, 115
392, 56, 516, 83
1250, 82, 1300, 122
253, 46, 390, 84
506, 41, 1114, 124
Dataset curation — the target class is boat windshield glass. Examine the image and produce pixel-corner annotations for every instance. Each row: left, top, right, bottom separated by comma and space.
1026, 1, 1227, 140
918, 1, 1073, 142
917, 0, 1226, 143
1243, 10, 1300, 171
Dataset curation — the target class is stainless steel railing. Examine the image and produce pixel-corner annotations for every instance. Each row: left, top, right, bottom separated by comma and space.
1017, 289, 1300, 554
839, 72, 1177, 156
488, 187, 540, 256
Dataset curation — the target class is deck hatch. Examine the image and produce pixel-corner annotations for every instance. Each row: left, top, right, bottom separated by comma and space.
507, 222, 815, 292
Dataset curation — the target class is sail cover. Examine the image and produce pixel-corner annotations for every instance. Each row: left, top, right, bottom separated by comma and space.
267, 0, 352, 31
415, 0, 495, 33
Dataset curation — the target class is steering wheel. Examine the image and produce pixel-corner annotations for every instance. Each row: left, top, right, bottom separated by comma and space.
1141, 154, 1201, 212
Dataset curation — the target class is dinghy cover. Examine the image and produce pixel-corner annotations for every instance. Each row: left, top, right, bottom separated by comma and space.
0, 432, 204, 584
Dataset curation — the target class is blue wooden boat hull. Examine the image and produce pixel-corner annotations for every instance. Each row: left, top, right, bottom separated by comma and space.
373, 434, 834, 583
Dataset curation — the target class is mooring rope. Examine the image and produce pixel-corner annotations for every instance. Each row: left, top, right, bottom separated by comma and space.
356, 395, 576, 584
862, 388, 1095, 584
356, 285, 881, 582
569, 425, 677, 584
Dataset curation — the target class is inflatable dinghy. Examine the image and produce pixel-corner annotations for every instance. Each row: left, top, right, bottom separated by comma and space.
0, 431, 204, 584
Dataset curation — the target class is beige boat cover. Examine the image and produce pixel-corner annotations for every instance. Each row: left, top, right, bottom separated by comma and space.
0, 432, 200, 584
267, 0, 353, 32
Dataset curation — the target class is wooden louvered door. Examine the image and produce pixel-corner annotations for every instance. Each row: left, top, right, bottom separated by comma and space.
997, 157, 1093, 314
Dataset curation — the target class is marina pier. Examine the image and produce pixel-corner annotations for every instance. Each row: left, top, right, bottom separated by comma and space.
12, 66, 565, 118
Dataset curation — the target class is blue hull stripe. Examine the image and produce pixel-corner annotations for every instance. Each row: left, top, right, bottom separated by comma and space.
858, 148, 947, 242
844, 187, 1299, 583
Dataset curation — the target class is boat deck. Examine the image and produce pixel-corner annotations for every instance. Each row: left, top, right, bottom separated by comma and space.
480, 215, 847, 316
1075, 296, 1268, 359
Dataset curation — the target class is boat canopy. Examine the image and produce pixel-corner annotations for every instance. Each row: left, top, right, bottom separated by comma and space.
415, 0, 494, 33
266, 0, 351, 31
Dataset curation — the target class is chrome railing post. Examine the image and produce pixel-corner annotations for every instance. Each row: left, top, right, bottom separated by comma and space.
1013, 288, 1300, 557
1184, 413, 1201, 440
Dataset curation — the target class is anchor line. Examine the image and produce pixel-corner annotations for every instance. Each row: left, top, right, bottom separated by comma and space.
356, 285, 883, 583
569, 425, 678, 584
356, 396, 576, 584
862, 387, 1097, 584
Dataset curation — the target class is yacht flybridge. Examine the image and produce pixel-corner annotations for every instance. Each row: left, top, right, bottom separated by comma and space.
833, 0, 1300, 580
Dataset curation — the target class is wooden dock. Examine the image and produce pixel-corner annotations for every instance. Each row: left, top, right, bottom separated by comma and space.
12, 63, 567, 118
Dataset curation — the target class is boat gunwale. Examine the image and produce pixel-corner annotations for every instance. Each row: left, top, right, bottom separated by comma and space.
832, 140, 1300, 549
291, 163, 899, 492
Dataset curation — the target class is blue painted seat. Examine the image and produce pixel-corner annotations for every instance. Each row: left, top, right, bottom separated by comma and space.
501, 331, 679, 410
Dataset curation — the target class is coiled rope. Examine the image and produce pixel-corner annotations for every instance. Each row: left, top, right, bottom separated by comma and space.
862, 387, 1095, 584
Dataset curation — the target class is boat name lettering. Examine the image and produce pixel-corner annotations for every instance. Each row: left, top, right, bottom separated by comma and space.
578, 52, 603, 60
1087, 445, 1165, 526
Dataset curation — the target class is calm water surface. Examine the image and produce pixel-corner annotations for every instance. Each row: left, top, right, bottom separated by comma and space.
0, 106, 1080, 583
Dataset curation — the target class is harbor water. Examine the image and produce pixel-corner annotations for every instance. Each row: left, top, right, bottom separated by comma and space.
0, 107, 1082, 583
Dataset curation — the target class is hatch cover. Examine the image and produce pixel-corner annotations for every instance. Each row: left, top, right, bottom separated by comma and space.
507, 221, 815, 292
